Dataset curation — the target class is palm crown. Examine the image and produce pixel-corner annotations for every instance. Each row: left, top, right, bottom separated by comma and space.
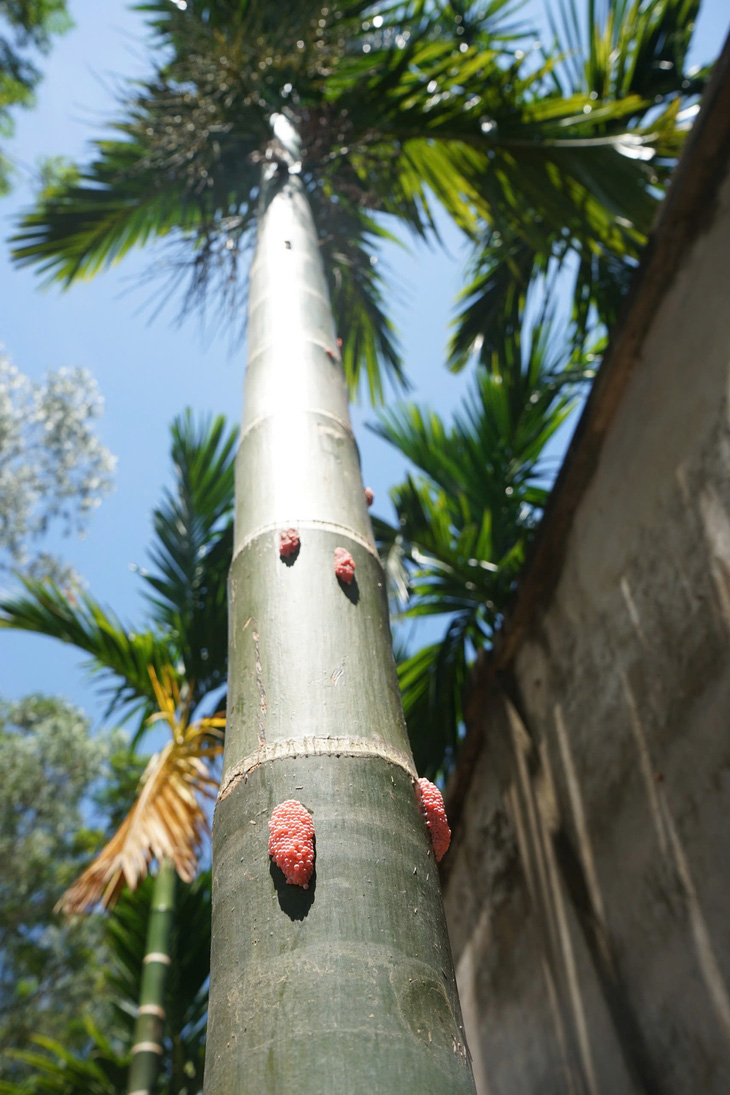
11, 0, 704, 399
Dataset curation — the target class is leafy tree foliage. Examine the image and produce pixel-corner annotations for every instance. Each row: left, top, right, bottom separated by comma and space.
0, 351, 115, 577
0, 870, 211, 1095
10, 0, 704, 401
0, 695, 135, 1079
0, 1, 72, 192
451, 0, 709, 369
0, 411, 232, 728
374, 310, 599, 778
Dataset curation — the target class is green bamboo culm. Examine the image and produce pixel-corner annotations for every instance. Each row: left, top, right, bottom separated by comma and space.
204, 119, 476, 1095
127, 857, 176, 1095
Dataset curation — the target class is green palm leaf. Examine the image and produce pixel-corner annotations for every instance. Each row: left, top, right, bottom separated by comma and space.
0, 579, 171, 723
446, 0, 707, 368
10, 0, 705, 400
0, 873, 212, 1095
0, 1022, 126, 1095
142, 410, 236, 701
374, 310, 591, 774
312, 197, 407, 402
397, 621, 473, 782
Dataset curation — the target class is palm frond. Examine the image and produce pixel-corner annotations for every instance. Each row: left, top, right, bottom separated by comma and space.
11, 50, 266, 293
397, 621, 473, 782
0, 1020, 126, 1095
374, 310, 594, 775
548, 0, 704, 101
142, 409, 236, 697
313, 198, 406, 402
57, 669, 223, 914
438, 0, 707, 362
371, 515, 411, 610
0, 578, 172, 722
449, 234, 539, 372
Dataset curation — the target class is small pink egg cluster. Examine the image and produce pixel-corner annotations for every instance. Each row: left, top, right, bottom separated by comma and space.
364, 487, 375, 507
415, 778, 451, 862
279, 528, 300, 558
268, 800, 315, 888
334, 547, 356, 584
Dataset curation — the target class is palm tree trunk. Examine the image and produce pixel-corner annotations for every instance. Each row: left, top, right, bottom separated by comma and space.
127, 857, 176, 1095
205, 128, 476, 1095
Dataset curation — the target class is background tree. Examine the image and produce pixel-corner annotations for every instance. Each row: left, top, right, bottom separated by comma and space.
0, 0, 72, 193
0, 413, 232, 1094
0, 350, 115, 580
0, 694, 140, 1081
375, 307, 597, 779
0, 870, 212, 1095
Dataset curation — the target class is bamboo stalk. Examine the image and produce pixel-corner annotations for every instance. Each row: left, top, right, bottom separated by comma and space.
127, 858, 176, 1095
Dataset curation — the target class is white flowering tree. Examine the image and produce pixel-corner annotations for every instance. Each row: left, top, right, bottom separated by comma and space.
0, 351, 115, 578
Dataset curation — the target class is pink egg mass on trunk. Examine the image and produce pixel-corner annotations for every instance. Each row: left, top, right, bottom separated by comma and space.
279, 527, 300, 558
334, 547, 356, 584
268, 800, 315, 888
415, 777, 451, 862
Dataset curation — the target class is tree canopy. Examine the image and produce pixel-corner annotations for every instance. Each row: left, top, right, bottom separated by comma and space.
0, 868, 211, 1095
0, 0, 72, 193
0, 350, 115, 579
10, 0, 706, 400
0, 694, 136, 1079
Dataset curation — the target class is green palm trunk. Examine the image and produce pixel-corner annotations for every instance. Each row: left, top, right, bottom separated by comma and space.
127, 858, 176, 1095
204, 136, 476, 1094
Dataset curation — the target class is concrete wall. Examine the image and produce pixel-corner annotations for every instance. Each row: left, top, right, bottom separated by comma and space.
443, 138, 730, 1093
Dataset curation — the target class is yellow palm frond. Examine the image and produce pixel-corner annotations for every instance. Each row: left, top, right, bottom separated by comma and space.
57, 667, 224, 915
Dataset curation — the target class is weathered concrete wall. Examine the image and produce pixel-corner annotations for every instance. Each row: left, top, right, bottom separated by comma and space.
443, 105, 730, 1095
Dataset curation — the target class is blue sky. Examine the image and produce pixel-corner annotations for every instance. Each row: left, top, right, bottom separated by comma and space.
1, 0, 728, 739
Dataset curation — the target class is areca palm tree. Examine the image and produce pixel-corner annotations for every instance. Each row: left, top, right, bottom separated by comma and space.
0, 411, 235, 1095
374, 308, 595, 779
0, 870, 212, 1095
7, 2, 706, 1090
56, 669, 222, 1095
0, 410, 236, 902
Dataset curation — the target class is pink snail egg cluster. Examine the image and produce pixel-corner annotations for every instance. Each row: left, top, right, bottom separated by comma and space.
416, 778, 451, 862
334, 547, 356, 584
364, 487, 375, 507
268, 800, 315, 888
279, 528, 300, 558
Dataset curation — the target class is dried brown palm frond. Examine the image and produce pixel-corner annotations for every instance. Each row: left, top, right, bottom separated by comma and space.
57, 667, 224, 915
